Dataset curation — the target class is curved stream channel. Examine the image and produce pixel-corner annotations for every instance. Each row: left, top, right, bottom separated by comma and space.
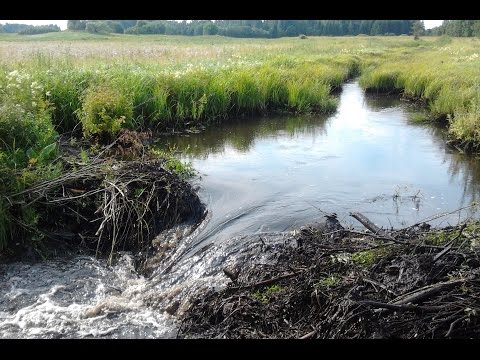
1, 81, 480, 338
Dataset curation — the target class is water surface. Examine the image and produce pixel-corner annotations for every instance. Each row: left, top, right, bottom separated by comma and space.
158, 81, 480, 254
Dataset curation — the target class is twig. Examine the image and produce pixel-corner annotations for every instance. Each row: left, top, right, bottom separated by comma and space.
350, 212, 385, 235
299, 330, 317, 339
345, 229, 404, 245
393, 204, 478, 234
363, 278, 398, 297
230, 272, 298, 291
358, 300, 446, 312
304, 201, 335, 217
433, 243, 454, 263
445, 315, 468, 337
433, 223, 467, 263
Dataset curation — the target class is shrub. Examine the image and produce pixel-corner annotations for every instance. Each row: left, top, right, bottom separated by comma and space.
79, 85, 134, 140
0, 70, 57, 168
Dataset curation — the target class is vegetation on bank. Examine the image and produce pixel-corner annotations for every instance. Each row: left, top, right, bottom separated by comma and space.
358, 36, 480, 150
1, 34, 480, 258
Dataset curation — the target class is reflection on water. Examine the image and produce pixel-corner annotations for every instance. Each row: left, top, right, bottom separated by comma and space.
157, 81, 480, 252
158, 115, 330, 159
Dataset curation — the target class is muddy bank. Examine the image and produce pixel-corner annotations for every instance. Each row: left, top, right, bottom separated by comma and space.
178, 214, 480, 339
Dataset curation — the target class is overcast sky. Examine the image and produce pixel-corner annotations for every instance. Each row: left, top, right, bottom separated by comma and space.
0, 20, 445, 31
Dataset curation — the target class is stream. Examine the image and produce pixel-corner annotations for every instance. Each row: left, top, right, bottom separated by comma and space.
1, 80, 479, 338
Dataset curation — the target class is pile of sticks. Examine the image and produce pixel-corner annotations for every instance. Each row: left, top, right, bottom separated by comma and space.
179, 210, 480, 338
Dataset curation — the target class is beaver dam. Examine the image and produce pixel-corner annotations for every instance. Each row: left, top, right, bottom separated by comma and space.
178, 213, 480, 339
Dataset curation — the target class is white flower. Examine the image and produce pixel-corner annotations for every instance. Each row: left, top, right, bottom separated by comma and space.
8, 70, 19, 78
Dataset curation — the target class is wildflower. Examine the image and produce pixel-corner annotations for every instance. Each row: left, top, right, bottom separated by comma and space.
7, 70, 19, 79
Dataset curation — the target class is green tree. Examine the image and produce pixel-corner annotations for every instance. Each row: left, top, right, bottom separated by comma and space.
67, 20, 86, 31
412, 20, 425, 40
85, 21, 110, 34
203, 22, 218, 35
473, 21, 480, 37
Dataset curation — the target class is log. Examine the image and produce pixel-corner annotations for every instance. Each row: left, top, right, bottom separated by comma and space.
350, 212, 386, 235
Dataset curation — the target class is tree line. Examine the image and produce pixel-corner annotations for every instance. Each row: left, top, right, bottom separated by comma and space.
0, 23, 61, 35
67, 20, 418, 37
427, 20, 480, 37
3, 20, 480, 38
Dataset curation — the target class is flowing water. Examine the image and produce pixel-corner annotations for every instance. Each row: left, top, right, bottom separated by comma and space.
2, 81, 480, 338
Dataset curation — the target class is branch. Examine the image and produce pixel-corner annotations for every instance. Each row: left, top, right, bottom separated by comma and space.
390, 279, 464, 305
358, 300, 446, 312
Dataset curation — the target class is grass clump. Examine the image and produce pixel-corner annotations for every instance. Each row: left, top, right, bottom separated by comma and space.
315, 274, 341, 289
351, 247, 392, 267
149, 146, 195, 179
253, 284, 283, 304
449, 95, 480, 149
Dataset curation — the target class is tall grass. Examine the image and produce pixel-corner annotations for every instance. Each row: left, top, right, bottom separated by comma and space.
0, 34, 372, 137
358, 38, 480, 144
1, 34, 479, 151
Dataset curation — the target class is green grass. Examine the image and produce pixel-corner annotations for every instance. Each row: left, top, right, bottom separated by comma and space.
0, 34, 377, 137
351, 247, 393, 267
253, 284, 283, 304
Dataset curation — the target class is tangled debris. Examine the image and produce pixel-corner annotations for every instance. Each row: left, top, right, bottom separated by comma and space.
178, 211, 480, 339
3, 130, 204, 265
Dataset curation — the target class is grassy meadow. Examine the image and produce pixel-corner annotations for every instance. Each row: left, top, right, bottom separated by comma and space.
1, 32, 479, 253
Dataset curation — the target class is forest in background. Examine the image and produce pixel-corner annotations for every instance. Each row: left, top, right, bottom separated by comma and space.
1, 20, 479, 38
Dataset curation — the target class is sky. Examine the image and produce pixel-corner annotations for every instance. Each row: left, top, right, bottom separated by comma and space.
0, 20, 445, 31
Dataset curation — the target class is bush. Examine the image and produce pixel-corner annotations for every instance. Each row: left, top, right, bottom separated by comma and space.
79, 85, 134, 139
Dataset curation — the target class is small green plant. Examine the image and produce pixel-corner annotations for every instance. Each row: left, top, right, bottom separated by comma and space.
149, 147, 195, 179
424, 231, 449, 246
253, 284, 283, 304
315, 275, 341, 289
79, 84, 133, 139
134, 187, 145, 198
22, 207, 40, 228
79, 148, 90, 165
351, 247, 392, 267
